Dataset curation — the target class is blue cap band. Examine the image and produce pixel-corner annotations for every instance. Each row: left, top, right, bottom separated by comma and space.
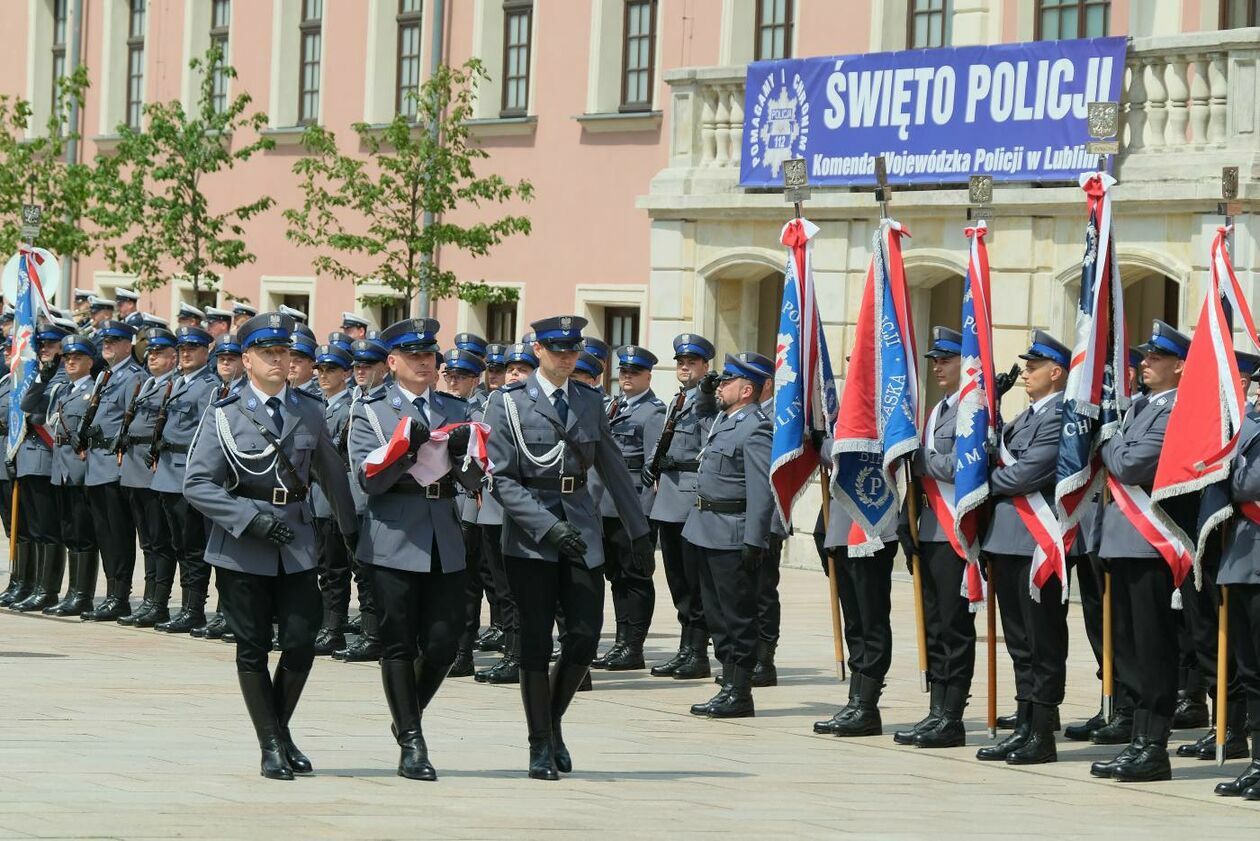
618, 353, 655, 370
1148, 333, 1187, 359
61, 338, 94, 356
242, 327, 290, 349
674, 343, 710, 359
1029, 342, 1069, 367
316, 353, 351, 369
933, 339, 962, 355
148, 336, 177, 349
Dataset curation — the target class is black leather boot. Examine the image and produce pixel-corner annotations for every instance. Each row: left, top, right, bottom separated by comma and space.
977, 701, 1031, 761
673, 629, 712, 680
1090, 740, 1144, 778
690, 680, 733, 716
448, 646, 475, 677
1173, 688, 1210, 730
815, 678, 860, 734
1007, 703, 1058, 765
1195, 700, 1249, 760
1064, 704, 1105, 741
477, 624, 505, 652
1112, 712, 1172, 782
15, 544, 62, 612
313, 611, 347, 656
1090, 707, 1135, 745
0, 541, 34, 607
521, 670, 558, 780
590, 624, 627, 670
995, 710, 1018, 730
55, 550, 98, 617
895, 683, 946, 745
708, 666, 755, 718
119, 579, 155, 626
382, 660, 435, 780
550, 660, 590, 773
833, 673, 883, 737
476, 631, 520, 684
751, 640, 778, 688
47, 551, 83, 617
136, 582, 172, 628
1215, 736, 1260, 796
650, 630, 690, 677
335, 613, 383, 661
273, 665, 312, 774
158, 589, 206, 633
914, 684, 967, 748
198, 610, 227, 640
237, 671, 294, 781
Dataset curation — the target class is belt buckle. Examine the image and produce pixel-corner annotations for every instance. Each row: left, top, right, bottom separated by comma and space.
695, 497, 704, 510
561, 475, 575, 494
272, 487, 288, 505
425, 483, 440, 499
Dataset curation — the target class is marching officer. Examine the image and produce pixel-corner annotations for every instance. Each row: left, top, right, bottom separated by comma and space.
976, 330, 1073, 766
485, 316, 652, 780
115, 288, 142, 327
896, 326, 974, 749
327, 331, 353, 353
183, 311, 356, 781
232, 303, 257, 329
177, 303, 205, 328
1091, 320, 1192, 783
311, 344, 356, 656
643, 334, 718, 680
347, 318, 477, 781
116, 327, 178, 627
591, 345, 665, 672
484, 343, 507, 393
290, 328, 322, 398
152, 325, 222, 634
341, 312, 370, 341
205, 307, 233, 337
683, 352, 774, 720
80, 319, 146, 622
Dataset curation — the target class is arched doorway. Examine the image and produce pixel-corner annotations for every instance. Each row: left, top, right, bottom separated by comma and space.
905, 253, 966, 407
1058, 258, 1184, 350
702, 255, 785, 362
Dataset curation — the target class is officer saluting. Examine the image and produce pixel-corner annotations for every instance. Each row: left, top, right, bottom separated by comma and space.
485, 315, 652, 781
183, 312, 357, 781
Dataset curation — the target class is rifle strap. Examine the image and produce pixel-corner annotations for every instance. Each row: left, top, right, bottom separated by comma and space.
243, 412, 310, 498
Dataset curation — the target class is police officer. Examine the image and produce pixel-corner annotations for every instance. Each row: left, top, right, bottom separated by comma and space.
341, 312, 370, 341
484, 343, 508, 394
347, 318, 477, 781
177, 303, 205, 328
184, 312, 356, 781
232, 303, 257, 329
290, 327, 322, 398
485, 316, 652, 780
311, 344, 356, 656
115, 288, 142, 327
80, 319, 146, 622
756, 371, 785, 687
975, 331, 1073, 765
0, 336, 13, 590
1090, 320, 1193, 783
205, 307, 233, 337
682, 352, 774, 719
277, 304, 308, 325
896, 326, 975, 749
116, 327, 178, 627
590, 345, 665, 672
151, 325, 221, 634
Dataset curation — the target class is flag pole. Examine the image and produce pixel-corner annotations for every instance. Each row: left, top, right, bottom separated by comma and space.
783, 158, 846, 683
8, 201, 41, 569
1216, 166, 1239, 767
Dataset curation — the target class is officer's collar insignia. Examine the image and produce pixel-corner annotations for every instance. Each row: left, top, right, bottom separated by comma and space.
735, 412, 745, 421
268, 314, 281, 328
246, 398, 257, 409
392, 395, 402, 408
1156, 397, 1167, 406
289, 392, 298, 404
529, 387, 538, 398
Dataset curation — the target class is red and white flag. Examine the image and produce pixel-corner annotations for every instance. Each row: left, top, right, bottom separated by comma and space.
364, 419, 494, 485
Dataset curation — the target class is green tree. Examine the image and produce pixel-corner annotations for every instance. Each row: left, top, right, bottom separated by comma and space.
0, 67, 95, 259
285, 59, 533, 313
91, 46, 274, 298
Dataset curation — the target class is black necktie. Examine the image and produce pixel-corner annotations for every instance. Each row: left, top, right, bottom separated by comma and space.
265, 397, 283, 437
413, 396, 429, 428
553, 390, 569, 424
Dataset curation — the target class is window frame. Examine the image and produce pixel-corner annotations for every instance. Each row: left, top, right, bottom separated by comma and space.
125, 0, 146, 129
209, 0, 231, 114
500, 0, 533, 117
619, 0, 657, 113
298, 0, 323, 125
485, 301, 518, 345
906, 0, 951, 49
754, 0, 793, 62
602, 306, 641, 393
395, 0, 424, 119
1034, 0, 1110, 40
1220, 0, 1260, 27
51, 0, 69, 108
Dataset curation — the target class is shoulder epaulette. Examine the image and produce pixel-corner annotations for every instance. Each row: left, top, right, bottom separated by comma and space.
650, 397, 665, 407
570, 379, 598, 392
753, 409, 769, 422
294, 387, 322, 401
213, 392, 240, 408
434, 391, 467, 405
502, 381, 526, 392
360, 390, 385, 403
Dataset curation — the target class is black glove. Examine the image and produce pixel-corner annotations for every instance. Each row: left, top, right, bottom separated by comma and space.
543, 521, 587, 562
446, 424, 472, 458
143, 451, 157, 470
406, 420, 430, 455
995, 364, 1021, 399
629, 534, 656, 575
39, 354, 60, 381
81, 424, 102, 445
698, 371, 720, 395
342, 531, 359, 557
245, 513, 295, 546
897, 521, 919, 574
640, 464, 659, 487
657, 454, 677, 472
809, 428, 826, 454
740, 544, 764, 575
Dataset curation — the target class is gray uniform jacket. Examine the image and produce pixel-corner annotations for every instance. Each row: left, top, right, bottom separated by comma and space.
648, 386, 718, 524
682, 404, 774, 552
47, 375, 94, 486
311, 388, 353, 519
600, 390, 666, 518
910, 394, 959, 544
85, 358, 147, 487
15, 369, 66, 478
349, 385, 475, 574
1221, 416, 1260, 585
472, 392, 504, 527
184, 386, 356, 576
457, 390, 489, 525
120, 371, 173, 490
1099, 390, 1175, 559
152, 365, 222, 494
485, 373, 649, 568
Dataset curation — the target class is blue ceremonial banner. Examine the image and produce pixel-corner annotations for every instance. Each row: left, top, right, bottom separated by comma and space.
7, 249, 42, 460
741, 36, 1126, 187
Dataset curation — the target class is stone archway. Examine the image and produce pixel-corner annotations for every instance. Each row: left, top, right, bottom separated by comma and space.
904, 250, 967, 406
697, 251, 785, 361
1054, 248, 1190, 345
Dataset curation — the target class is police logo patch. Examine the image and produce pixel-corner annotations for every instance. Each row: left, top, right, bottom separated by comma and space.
269, 314, 281, 328
392, 396, 403, 408
247, 398, 258, 410
529, 388, 538, 398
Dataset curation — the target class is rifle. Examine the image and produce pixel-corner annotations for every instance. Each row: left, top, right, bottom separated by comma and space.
73, 369, 113, 455
147, 379, 175, 469
113, 380, 144, 466
645, 387, 688, 481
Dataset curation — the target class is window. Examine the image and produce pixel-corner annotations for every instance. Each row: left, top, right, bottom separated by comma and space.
1222, 0, 1260, 27
501, 1, 532, 116
486, 302, 517, 344
125, 0, 145, 129
908, 0, 950, 49
210, 0, 231, 113
51, 0, 68, 108
396, 0, 423, 118
298, 0, 322, 124
1036, 0, 1109, 40
755, 0, 792, 61
378, 299, 408, 328
281, 293, 310, 316
620, 0, 656, 112
603, 307, 640, 393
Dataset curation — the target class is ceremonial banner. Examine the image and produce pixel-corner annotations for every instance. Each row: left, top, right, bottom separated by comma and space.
7, 247, 53, 460
951, 222, 996, 610
831, 220, 918, 555
364, 419, 493, 485
771, 217, 838, 525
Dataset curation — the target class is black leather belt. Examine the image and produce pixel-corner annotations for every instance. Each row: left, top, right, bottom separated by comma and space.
163, 443, 189, 454
624, 457, 645, 470
126, 434, 153, 444
668, 459, 700, 472
522, 475, 588, 494
390, 479, 458, 499
235, 485, 309, 505
696, 496, 745, 513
